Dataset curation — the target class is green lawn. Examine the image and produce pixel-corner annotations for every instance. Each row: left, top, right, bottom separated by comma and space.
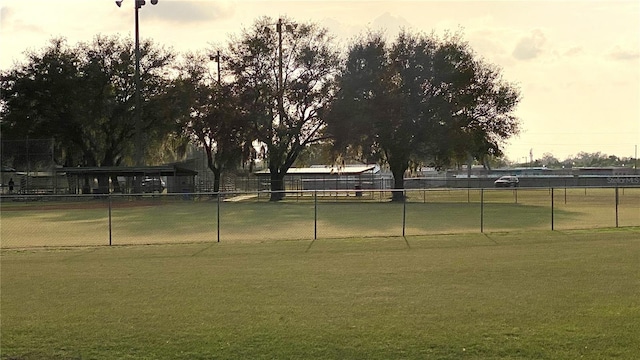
2, 229, 639, 359
1, 188, 638, 247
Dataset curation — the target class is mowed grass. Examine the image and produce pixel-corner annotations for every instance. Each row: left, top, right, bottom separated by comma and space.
1, 229, 639, 359
1, 188, 638, 247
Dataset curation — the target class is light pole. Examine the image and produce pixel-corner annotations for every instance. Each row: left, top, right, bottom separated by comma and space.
277, 18, 283, 114
116, 0, 157, 161
264, 18, 296, 126
116, 0, 158, 191
210, 50, 221, 85
263, 18, 295, 200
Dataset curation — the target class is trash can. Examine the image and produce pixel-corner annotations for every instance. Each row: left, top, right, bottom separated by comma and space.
355, 185, 362, 197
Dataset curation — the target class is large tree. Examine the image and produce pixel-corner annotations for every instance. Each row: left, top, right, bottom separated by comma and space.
1, 38, 83, 163
326, 31, 520, 200
430, 36, 520, 171
1, 35, 178, 171
225, 16, 340, 200
173, 51, 251, 193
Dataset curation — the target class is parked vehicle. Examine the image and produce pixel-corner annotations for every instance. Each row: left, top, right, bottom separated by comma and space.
494, 175, 519, 187
141, 177, 165, 193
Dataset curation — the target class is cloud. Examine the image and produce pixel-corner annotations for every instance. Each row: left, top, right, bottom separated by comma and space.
564, 46, 583, 57
609, 46, 640, 61
0, 5, 12, 26
512, 29, 546, 61
144, 1, 235, 24
0, 5, 44, 37
370, 12, 413, 35
319, 17, 362, 46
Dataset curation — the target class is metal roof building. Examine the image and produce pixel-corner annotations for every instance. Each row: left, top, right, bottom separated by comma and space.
255, 165, 384, 190
61, 165, 197, 194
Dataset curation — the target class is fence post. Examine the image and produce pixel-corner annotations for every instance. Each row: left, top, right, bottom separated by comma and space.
615, 186, 619, 228
402, 190, 407, 237
551, 187, 555, 231
108, 194, 112, 246
480, 188, 484, 233
314, 190, 318, 240
217, 193, 220, 242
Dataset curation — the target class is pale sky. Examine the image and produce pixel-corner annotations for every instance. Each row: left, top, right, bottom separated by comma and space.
1, 0, 639, 161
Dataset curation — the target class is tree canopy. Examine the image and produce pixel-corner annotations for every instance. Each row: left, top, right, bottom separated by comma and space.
326, 31, 520, 199
173, 51, 251, 192
225, 16, 341, 200
1, 22, 525, 199
1, 35, 178, 169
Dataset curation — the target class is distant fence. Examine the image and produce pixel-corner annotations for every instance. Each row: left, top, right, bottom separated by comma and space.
4, 171, 639, 195
213, 175, 640, 192
406, 175, 640, 189
1, 187, 638, 248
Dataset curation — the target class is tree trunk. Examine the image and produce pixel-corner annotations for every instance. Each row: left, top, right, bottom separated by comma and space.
205, 145, 222, 194
270, 170, 286, 201
389, 162, 407, 202
212, 167, 221, 193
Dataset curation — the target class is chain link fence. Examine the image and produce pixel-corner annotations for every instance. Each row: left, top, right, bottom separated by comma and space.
1, 138, 56, 195
1, 187, 638, 248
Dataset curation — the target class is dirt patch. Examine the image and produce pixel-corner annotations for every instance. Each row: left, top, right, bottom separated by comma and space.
224, 194, 258, 202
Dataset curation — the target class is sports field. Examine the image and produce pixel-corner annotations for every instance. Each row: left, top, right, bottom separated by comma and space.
1, 187, 639, 247
1, 229, 639, 359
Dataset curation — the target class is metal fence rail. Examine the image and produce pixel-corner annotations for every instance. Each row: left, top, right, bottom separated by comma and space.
1, 187, 638, 248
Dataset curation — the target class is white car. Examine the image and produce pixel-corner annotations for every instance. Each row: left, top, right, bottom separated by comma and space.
494, 175, 519, 187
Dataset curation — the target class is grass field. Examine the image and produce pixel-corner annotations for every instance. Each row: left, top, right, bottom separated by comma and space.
1, 188, 639, 247
1, 228, 639, 359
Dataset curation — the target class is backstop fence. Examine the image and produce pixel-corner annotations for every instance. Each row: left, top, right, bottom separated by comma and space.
1, 138, 56, 195
1, 187, 638, 248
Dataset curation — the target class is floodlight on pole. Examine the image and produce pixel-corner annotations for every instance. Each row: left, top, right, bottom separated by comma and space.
263, 18, 296, 129
116, 0, 158, 191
